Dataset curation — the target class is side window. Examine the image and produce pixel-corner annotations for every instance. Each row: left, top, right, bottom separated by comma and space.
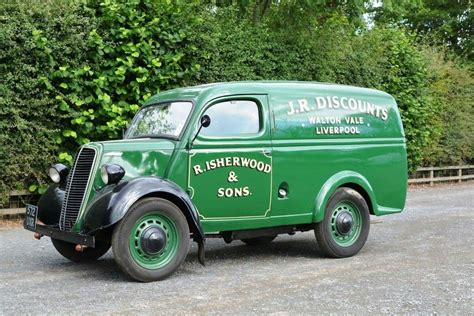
201, 100, 261, 137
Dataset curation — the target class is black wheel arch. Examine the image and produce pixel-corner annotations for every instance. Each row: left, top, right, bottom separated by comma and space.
83, 176, 205, 243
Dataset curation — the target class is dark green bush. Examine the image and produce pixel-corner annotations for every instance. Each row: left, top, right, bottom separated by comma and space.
421, 47, 474, 165
360, 28, 435, 172
0, 1, 471, 200
0, 0, 95, 202
192, 9, 435, 172
39, 0, 201, 163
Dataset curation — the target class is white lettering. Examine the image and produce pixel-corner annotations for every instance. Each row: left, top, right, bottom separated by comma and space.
264, 164, 271, 173
316, 96, 327, 109
217, 187, 251, 198
217, 188, 225, 197
287, 101, 296, 115
232, 157, 240, 166
193, 164, 203, 175
348, 98, 358, 110
216, 158, 225, 168
332, 96, 340, 108
298, 99, 310, 113
366, 102, 375, 116
249, 159, 257, 168
340, 97, 348, 109
194, 156, 272, 176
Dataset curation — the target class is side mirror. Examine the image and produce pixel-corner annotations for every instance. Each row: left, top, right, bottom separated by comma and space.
201, 115, 211, 128
188, 115, 211, 149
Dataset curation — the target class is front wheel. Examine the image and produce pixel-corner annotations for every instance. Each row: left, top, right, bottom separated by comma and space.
315, 187, 370, 258
51, 238, 110, 262
112, 198, 190, 282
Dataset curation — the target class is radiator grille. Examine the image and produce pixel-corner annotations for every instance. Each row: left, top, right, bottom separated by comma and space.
59, 147, 96, 231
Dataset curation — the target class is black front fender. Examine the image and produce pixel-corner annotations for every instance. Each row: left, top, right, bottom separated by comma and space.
83, 177, 205, 242
37, 184, 65, 225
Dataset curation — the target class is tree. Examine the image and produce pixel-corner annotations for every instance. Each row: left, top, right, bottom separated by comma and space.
375, 0, 473, 60
201, 0, 371, 26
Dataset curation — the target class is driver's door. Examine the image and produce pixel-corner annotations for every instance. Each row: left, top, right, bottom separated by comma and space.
187, 95, 272, 221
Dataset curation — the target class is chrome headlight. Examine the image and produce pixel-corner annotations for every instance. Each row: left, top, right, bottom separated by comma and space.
101, 164, 125, 185
49, 164, 69, 183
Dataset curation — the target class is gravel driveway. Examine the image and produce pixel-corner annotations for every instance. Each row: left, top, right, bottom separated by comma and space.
1, 183, 473, 314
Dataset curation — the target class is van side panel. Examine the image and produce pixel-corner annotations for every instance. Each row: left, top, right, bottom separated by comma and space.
269, 86, 407, 222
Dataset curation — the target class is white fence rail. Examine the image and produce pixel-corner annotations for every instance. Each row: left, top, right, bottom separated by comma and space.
1, 165, 473, 216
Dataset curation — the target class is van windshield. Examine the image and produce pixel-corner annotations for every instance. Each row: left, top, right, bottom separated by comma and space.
126, 101, 192, 139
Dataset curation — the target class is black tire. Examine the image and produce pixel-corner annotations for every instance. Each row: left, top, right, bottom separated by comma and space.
241, 235, 277, 246
315, 187, 370, 258
51, 238, 110, 262
112, 198, 190, 282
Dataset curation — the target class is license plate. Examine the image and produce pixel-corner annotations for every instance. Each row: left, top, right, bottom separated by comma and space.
24, 205, 38, 230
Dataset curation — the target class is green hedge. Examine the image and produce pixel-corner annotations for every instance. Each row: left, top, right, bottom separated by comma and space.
0, 0, 95, 202
421, 47, 474, 166
37, 0, 201, 163
192, 9, 436, 171
0, 1, 472, 202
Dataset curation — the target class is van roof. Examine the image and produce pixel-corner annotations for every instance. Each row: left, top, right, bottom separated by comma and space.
145, 81, 393, 106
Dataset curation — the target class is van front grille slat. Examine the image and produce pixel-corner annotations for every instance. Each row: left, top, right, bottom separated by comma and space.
59, 147, 96, 231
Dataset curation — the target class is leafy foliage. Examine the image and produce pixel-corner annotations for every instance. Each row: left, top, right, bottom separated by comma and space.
0, 0, 95, 202
192, 9, 436, 172
205, 0, 371, 27
0, 0, 472, 199
374, 0, 473, 60
369, 28, 435, 172
38, 0, 201, 163
421, 47, 474, 165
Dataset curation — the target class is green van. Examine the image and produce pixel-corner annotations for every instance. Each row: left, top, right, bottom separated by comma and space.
24, 81, 407, 282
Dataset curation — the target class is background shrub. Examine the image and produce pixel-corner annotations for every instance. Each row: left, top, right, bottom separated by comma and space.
0, 0, 95, 202
39, 0, 201, 163
0, 0, 472, 200
421, 47, 474, 165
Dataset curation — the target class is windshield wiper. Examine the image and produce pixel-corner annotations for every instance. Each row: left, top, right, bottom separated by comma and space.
126, 133, 179, 141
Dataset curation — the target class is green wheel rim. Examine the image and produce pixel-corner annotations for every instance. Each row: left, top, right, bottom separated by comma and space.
329, 201, 362, 247
129, 213, 179, 269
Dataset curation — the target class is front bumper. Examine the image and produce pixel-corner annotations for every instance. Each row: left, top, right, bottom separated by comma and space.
24, 217, 95, 247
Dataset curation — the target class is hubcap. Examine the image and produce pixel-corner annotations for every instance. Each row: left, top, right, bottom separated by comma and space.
129, 213, 179, 269
329, 202, 362, 247
336, 211, 353, 235
141, 226, 167, 255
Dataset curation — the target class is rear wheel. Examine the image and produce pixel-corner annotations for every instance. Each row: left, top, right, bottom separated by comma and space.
315, 187, 370, 258
112, 198, 189, 282
241, 235, 277, 246
51, 238, 110, 262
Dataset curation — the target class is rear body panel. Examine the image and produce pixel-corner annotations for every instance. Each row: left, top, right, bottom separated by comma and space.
268, 84, 407, 222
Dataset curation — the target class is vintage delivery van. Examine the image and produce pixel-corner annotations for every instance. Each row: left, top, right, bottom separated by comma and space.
24, 81, 407, 282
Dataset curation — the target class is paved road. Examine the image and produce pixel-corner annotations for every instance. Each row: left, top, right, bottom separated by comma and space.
1, 183, 473, 314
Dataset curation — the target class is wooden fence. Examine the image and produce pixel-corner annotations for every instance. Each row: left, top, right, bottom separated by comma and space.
408, 165, 474, 186
0, 190, 40, 217
1, 165, 473, 217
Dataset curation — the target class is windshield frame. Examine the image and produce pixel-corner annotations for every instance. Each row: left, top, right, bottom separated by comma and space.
124, 100, 195, 141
